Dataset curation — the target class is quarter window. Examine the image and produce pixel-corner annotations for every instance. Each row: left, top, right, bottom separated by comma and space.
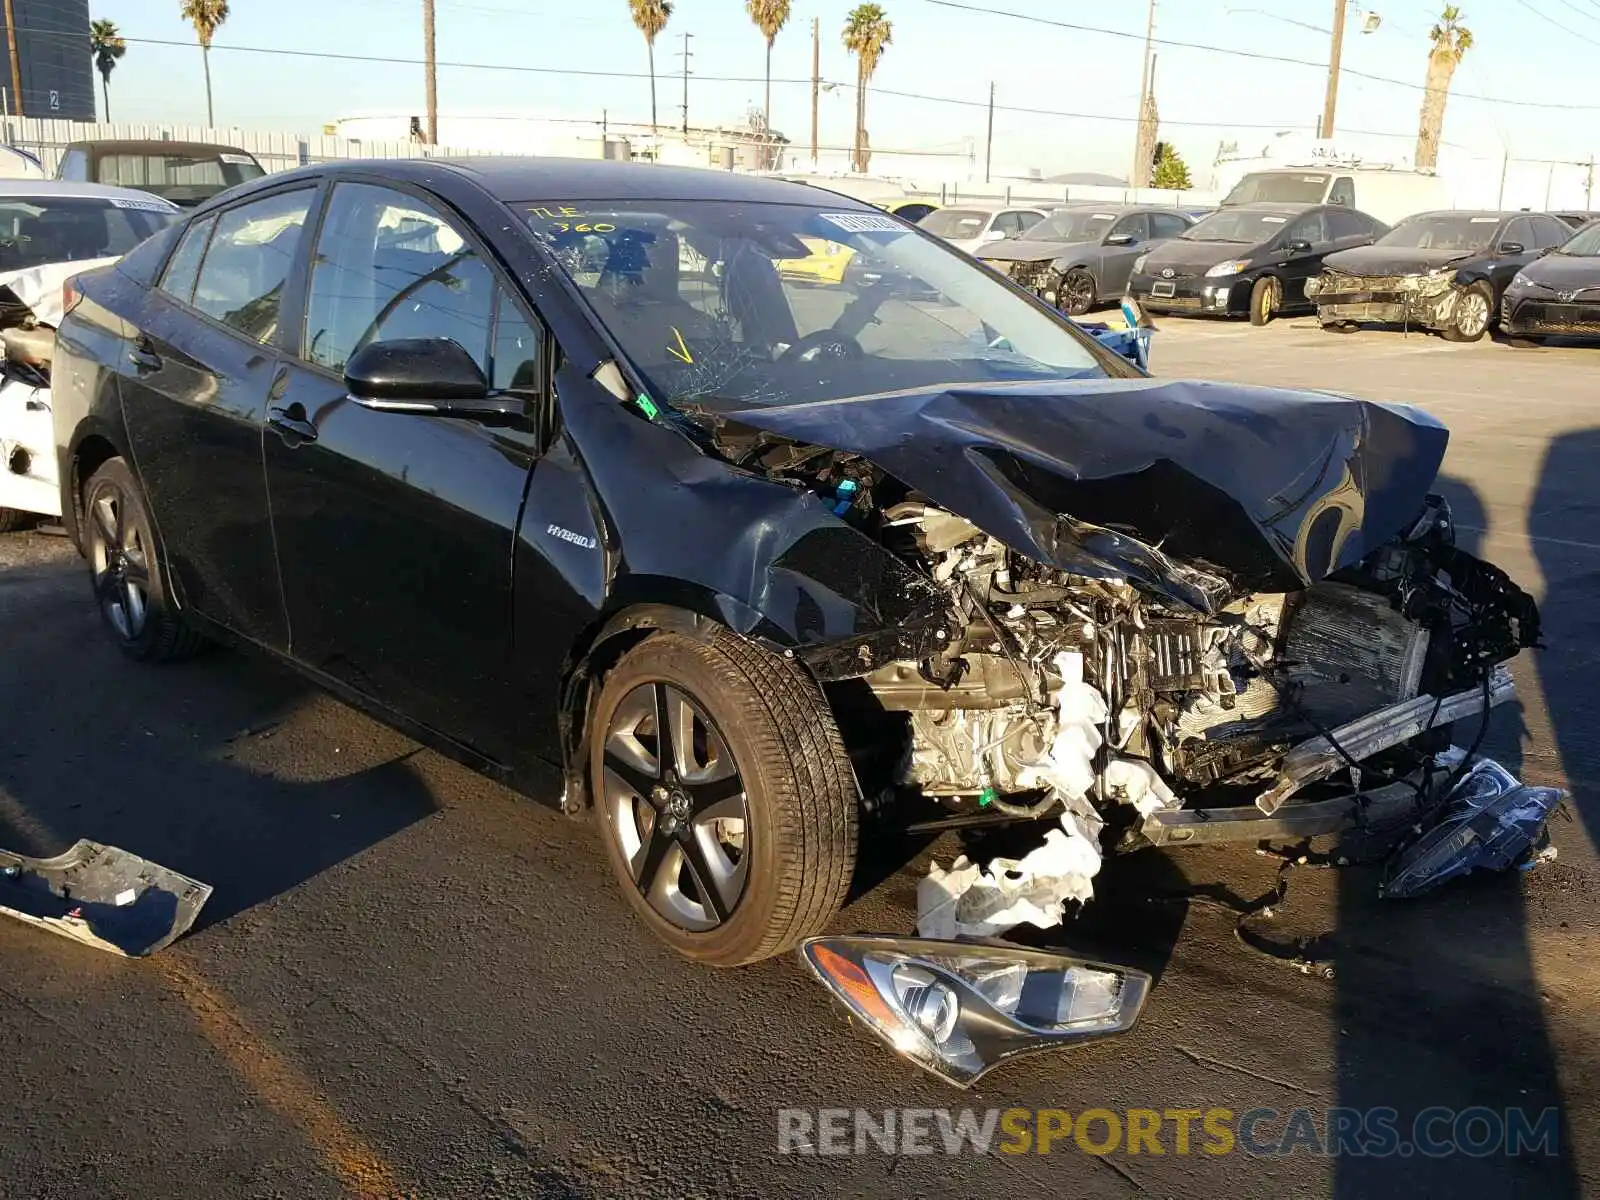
191, 189, 313, 344
303, 182, 498, 375
159, 216, 214, 304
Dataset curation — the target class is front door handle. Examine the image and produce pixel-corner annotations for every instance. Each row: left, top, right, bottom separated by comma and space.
269, 403, 318, 445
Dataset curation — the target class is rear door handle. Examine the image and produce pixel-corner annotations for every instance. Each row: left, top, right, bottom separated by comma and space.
269, 403, 318, 445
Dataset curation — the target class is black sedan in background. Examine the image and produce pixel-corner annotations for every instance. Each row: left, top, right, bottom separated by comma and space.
1501, 217, 1600, 342
1308, 209, 1574, 341
975, 204, 1194, 315
1127, 202, 1387, 325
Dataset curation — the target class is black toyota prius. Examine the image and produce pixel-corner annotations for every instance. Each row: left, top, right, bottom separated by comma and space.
1127, 202, 1387, 325
50, 158, 1541, 1006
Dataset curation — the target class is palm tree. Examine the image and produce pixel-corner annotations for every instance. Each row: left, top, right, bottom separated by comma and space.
1416, 6, 1472, 171
628, 0, 673, 133
89, 19, 126, 122
179, 0, 229, 127
843, 4, 891, 174
746, 0, 790, 165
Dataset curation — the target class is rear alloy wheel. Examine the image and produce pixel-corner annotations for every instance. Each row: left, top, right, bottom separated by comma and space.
589, 629, 857, 966
1058, 268, 1096, 316
1444, 281, 1494, 342
1249, 276, 1281, 326
83, 458, 205, 662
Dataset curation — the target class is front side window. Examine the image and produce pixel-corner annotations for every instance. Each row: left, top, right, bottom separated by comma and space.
1034, 209, 1118, 243
1502, 218, 1535, 251
525, 199, 1116, 414
1328, 177, 1356, 206
1327, 209, 1371, 239
192, 188, 313, 344
1108, 214, 1148, 242
1283, 211, 1326, 246
0, 195, 176, 272
304, 182, 497, 375
58, 149, 87, 181
1149, 212, 1191, 239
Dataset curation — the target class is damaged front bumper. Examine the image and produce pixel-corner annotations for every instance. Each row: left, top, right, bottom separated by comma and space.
1309, 272, 1459, 329
0, 376, 59, 519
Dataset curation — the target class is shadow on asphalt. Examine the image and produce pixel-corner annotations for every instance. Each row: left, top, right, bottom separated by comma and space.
0, 629, 439, 929
1331, 475, 1578, 1195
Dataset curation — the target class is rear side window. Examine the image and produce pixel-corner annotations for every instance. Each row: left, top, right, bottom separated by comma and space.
159, 216, 214, 304
192, 189, 314, 344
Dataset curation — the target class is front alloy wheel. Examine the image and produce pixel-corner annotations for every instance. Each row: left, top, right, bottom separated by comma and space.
588, 630, 858, 966
601, 682, 750, 930
1445, 282, 1494, 342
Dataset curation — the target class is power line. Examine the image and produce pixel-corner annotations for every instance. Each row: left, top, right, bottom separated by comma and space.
921, 0, 1600, 112
1543, 0, 1600, 28
1508, 0, 1600, 47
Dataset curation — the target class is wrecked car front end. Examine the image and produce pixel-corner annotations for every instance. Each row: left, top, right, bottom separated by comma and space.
1307, 267, 1463, 329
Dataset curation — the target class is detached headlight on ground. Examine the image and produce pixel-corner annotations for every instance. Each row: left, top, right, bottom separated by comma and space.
1205, 259, 1249, 277
799, 935, 1150, 1086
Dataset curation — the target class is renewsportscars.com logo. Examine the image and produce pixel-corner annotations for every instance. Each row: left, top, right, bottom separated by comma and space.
776, 1106, 1561, 1158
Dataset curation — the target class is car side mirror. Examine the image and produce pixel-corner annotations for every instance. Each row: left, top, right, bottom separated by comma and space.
345, 338, 523, 419
1498, 241, 1525, 255
1105, 232, 1136, 246
1284, 239, 1313, 255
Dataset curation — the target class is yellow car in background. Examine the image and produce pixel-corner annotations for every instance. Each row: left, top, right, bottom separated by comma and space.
776, 235, 856, 285
774, 198, 941, 285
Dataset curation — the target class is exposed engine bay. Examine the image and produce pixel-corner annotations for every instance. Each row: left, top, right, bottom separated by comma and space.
714, 423, 1541, 837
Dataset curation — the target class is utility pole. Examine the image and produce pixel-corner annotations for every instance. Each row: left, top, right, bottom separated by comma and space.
1130, 0, 1155, 186
422, 0, 438, 143
1587, 156, 1595, 209
678, 32, 693, 137
811, 17, 820, 168
1320, 0, 1347, 140
3, 0, 22, 119
985, 81, 995, 184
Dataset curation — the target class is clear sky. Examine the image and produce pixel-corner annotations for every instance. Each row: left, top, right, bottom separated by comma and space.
89, 0, 1600, 177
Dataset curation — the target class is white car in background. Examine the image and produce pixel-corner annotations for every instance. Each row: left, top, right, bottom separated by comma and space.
0, 181, 178, 531
917, 203, 1049, 255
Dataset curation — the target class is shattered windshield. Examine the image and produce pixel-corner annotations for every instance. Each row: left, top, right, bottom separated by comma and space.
1032, 209, 1118, 242
1376, 215, 1501, 253
1183, 210, 1289, 244
525, 200, 1114, 411
1223, 172, 1329, 205
1556, 222, 1600, 255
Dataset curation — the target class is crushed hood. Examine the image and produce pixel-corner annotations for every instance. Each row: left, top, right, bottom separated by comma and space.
702, 379, 1448, 612
1322, 245, 1476, 277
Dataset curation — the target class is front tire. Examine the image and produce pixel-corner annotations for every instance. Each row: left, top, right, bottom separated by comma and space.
1443, 281, 1494, 342
1249, 276, 1281, 326
82, 458, 205, 662
588, 629, 858, 966
1058, 268, 1096, 317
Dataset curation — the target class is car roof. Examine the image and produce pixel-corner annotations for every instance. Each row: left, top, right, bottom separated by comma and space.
64, 139, 257, 158
427, 157, 887, 207
0, 178, 180, 207
1050, 202, 1185, 216
935, 201, 1047, 214
1402, 209, 1520, 221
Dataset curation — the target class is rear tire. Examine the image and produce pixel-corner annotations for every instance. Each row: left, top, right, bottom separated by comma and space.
1249, 276, 1281, 326
1442, 281, 1494, 343
82, 457, 205, 662
588, 629, 858, 967
0, 507, 35, 533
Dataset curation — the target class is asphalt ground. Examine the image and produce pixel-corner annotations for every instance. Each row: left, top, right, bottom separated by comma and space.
0, 316, 1596, 1198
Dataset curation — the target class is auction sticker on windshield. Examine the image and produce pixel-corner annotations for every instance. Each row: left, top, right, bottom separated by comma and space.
818, 212, 905, 234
